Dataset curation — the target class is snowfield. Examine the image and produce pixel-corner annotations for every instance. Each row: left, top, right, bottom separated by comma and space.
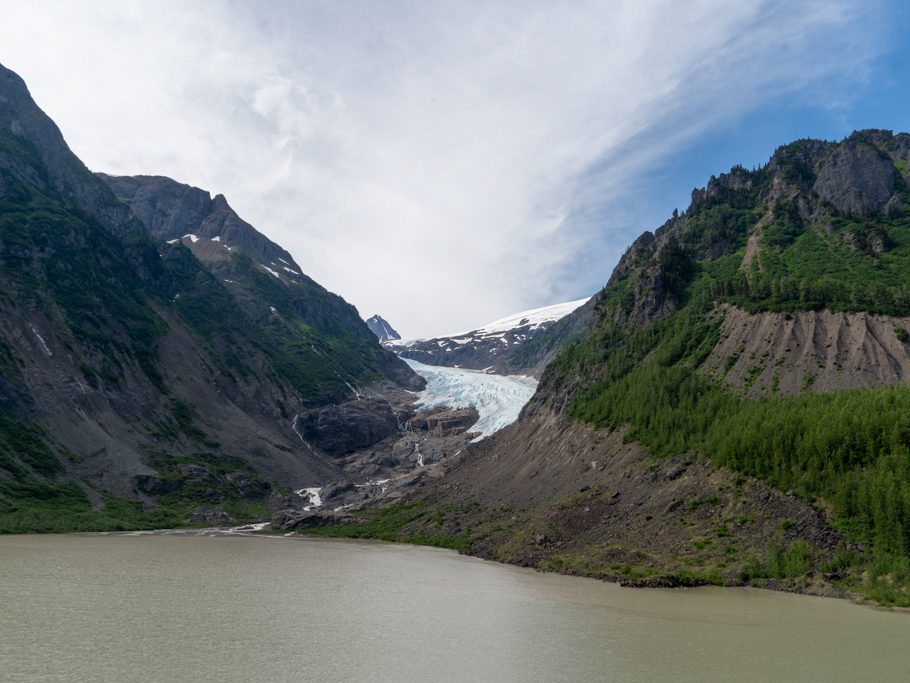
404, 358, 537, 440
468, 297, 590, 336
387, 296, 590, 348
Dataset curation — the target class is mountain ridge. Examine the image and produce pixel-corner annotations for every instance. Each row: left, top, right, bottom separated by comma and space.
391, 296, 592, 377
0, 62, 420, 532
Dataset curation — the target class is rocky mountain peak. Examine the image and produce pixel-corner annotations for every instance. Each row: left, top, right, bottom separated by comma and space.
99, 174, 303, 274
366, 315, 401, 342
602, 129, 910, 332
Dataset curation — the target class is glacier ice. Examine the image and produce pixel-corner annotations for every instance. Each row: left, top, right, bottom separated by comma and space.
404, 359, 537, 440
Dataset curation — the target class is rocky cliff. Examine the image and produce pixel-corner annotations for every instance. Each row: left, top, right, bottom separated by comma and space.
365, 314, 401, 342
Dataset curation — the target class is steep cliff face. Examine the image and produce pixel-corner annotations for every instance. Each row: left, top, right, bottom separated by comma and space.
0, 63, 417, 531
365, 314, 401, 342
533, 130, 910, 416
392, 130, 910, 603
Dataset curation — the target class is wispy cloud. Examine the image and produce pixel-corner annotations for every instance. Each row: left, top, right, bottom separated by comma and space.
0, 0, 888, 336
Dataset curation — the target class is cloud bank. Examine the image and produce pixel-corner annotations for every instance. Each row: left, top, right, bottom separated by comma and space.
0, 0, 887, 336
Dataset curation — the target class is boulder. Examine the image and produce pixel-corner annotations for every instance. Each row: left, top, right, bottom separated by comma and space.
411, 407, 479, 437
176, 463, 219, 483
319, 480, 357, 502
225, 472, 271, 499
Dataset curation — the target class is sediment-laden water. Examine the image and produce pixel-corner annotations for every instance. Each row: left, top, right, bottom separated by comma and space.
1, 533, 908, 682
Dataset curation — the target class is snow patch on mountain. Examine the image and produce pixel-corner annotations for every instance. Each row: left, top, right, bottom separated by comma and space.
388, 296, 592, 374
469, 297, 591, 336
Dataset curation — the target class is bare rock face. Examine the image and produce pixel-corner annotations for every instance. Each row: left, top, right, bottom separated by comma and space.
813, 142, 897, 216
366, 314, 401, 342
410, 407, 479, 437
297, 398, 402, 456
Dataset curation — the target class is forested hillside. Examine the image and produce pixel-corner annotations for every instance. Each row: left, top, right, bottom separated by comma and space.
544, 130, 910, 603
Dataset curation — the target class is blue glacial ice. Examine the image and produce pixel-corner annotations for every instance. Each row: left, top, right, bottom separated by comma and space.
403, 359, 537, 440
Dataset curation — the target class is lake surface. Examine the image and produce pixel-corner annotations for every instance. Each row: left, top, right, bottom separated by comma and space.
1, 533, 909, 682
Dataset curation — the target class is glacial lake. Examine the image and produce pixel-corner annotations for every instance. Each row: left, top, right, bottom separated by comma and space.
2, 533, 909, 682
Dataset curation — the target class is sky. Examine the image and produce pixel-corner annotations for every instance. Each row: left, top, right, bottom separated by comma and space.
1, 0, 908, 338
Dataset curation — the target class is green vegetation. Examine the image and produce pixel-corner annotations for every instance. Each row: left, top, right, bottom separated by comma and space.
0, 410, 270, 534
0, 492, 184, 535
554, 155, 910, 602
304, 500, 474, 553
0, 412, 181, 533
0, 163, 169, 391
159, 243, 385, 405
739, 540, 815, 583
567, 287, 910, 602
706, 210, 910, 316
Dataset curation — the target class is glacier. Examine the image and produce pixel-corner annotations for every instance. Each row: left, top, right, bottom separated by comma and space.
404, 359, 537, 440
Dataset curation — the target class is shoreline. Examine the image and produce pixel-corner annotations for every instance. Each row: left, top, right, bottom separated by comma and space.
54, 523, 900, 611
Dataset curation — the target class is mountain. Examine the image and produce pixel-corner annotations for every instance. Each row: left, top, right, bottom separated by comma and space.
336, 130, 910, 605
0, 63, 421, 532
97, 174, 422, 394
365, 314, 401, 342
392, 297, 591, 376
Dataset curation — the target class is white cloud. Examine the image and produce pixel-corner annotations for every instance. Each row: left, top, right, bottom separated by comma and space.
0, 0, 886, 337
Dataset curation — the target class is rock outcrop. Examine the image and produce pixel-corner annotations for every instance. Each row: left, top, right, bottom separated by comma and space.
409, 407, 479, 437
366, 314, 401, 342
296, 398, 402, 456
813, 140, 897, 216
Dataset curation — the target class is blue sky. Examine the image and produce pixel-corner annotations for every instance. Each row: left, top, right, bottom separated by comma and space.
663, 24, 910, 220
1, 1, 908, 337
563, 1, 910, 303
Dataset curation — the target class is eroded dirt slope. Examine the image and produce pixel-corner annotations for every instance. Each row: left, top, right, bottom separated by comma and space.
704, 305, 910, 396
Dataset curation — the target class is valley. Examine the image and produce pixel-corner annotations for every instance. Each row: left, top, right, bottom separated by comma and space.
306, 130, 910, 607
3, 59, 910, 609
6, 5, 910, 681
